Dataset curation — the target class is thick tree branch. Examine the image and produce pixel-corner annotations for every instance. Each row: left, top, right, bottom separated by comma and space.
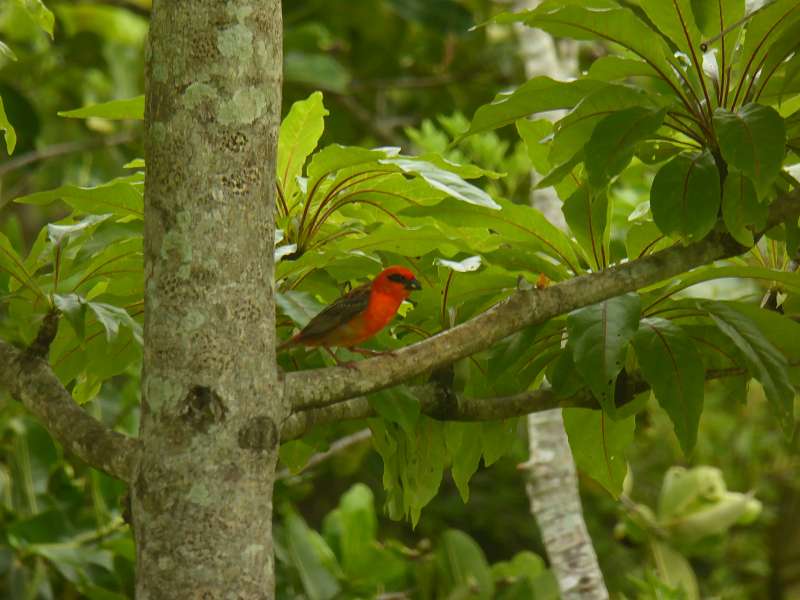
283, 381, 604, 441
281, 365, 746, 441
285, 189, 800, 411
0, 339, 140, 482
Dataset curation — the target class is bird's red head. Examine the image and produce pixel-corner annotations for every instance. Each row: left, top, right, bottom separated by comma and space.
371, 266, 422, 298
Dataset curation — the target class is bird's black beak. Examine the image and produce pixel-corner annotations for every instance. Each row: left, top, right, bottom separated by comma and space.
405, 278, 422, 291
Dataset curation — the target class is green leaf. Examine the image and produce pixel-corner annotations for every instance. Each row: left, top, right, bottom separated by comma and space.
54, 293, 87, 339
276, 290, 325, 328
285, 51, 351, 93
650, 151, 720, 240
564, 408, 635, 498
633, 318, 705, 454
47, 214, 112, 246
480, 419, 518, 467
703, 301, 795, 429
368, 387, 420, 435
326, 483, 377, 575
0, 41, 18, 62
305, 145, 388, 192
691, 0, 744, 38
279, 438, 317, 473
549, 346, 584, 399
284, 510, 341, 600
524, 3, 685, 93
86, 301, 141, 343
491, 550, 545, 581
534, 150, 583, 191
566, 293, 641, 414
14, 174, 144, 220
445, 422, 483, 503
369, 416, 446, 526
585, 107, 666, 188
278, 91, 329, 202
333, 222, 467, 260
0, 232, 41, 297
721, 171, 768, 246
587, 55, 660, 81
562, 185, 609, 269
726, 302, 800, 389
516, 118, 553, 175
14, 0, 54, 37
738, 0, 800, 92
713, 104, 785, 199
464, 77, 606, 138
634, 139, 685, 165
0, 96, 16, 154
403, 198, 581, 277
650, 541, 700, 600
550, 83, 666, 165
435, 530, 495, 600
58, 96, 144, 120
633, 0, 703, 57
72, 235, 143, 297
625, 220, 669, 259
435, 255, 481, 272
380, 157, 500, 209
646, 265, 800, 306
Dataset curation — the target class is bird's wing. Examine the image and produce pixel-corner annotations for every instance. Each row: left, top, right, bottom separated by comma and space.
296, 283, 371, 341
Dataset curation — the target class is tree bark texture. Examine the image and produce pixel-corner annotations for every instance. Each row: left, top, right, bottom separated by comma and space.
133, 1, 284, 598
525, 410, 608, 600
513, 5, 610, 596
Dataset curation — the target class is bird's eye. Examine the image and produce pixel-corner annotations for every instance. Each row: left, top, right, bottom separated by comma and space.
387, 273, 407, 283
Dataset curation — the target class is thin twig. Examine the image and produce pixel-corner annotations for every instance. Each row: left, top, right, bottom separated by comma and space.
0, 132, 136, 178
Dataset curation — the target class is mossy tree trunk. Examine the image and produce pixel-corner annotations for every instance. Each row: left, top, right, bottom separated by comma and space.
132, 1, 285, 596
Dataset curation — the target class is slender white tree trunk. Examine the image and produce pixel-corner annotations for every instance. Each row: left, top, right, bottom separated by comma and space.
514, 2, 609, 597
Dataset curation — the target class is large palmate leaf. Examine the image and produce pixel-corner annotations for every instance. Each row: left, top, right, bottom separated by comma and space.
650, 150, 720, 240
633, 318, 705, 454
703, 301, 795, 429
566, 293, 641, 414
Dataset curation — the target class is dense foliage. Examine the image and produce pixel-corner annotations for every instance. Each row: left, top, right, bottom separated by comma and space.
1, 0, 799, 598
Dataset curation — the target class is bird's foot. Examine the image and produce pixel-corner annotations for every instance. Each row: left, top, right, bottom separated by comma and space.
322, 346, 360, 369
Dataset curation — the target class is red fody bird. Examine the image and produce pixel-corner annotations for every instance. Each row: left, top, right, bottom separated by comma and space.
277, 266, 422, 355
